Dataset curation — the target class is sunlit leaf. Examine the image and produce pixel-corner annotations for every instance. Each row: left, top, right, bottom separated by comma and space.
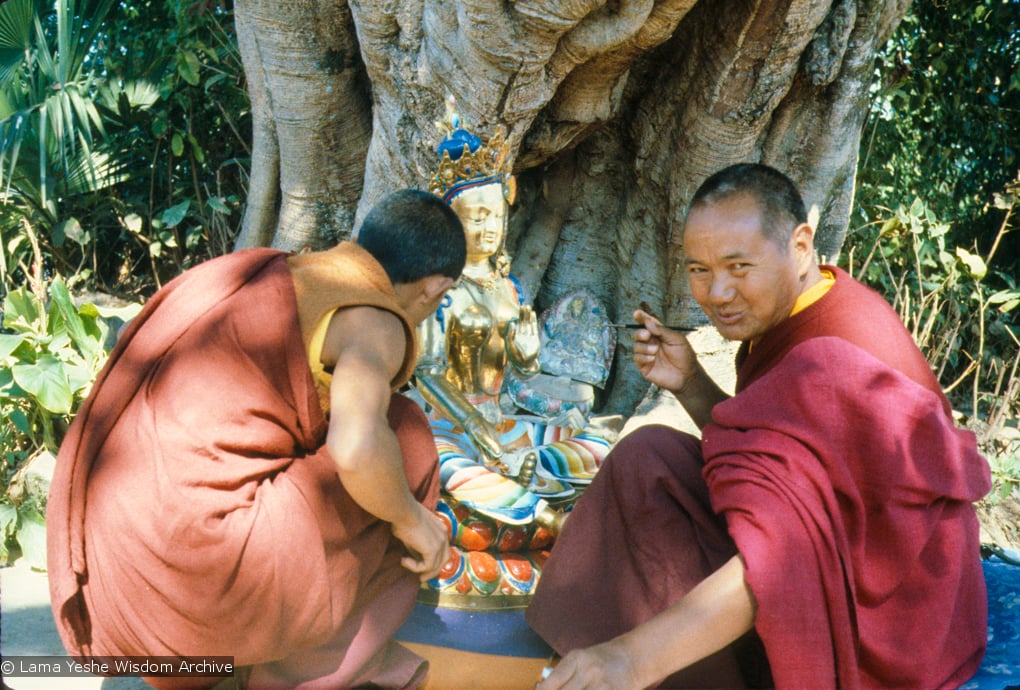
122, 212, 143, 234
12, 354, 72, 414
15, 509, 46, 570
0, 332, 25, 360
49, 277, 102, 359
3, 286, 42, 332
64, 360, 93, 395
0, 503, 16, 537
955, 247, 987, 280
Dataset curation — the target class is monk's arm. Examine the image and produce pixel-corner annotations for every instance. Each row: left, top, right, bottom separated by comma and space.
673, 363, 730, 431
539, 555, 755, 690
325, 306, 448, 579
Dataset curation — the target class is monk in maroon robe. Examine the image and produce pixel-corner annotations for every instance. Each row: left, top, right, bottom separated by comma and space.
528, 164, 990, 689
47, 190, 466, 688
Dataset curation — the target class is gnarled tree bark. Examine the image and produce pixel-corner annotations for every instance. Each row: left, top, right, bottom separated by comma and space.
233, 0, 908, 416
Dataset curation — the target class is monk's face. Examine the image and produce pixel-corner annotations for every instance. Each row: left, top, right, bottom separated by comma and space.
449, 183, 506, 262
683, 193, 813, 343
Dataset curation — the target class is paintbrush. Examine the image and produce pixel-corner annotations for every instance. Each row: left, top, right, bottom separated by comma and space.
609, 323, 696, 331
611, 301, 695, 331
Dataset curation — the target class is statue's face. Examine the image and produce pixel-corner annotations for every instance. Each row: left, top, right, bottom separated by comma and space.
449, 182, 506, 261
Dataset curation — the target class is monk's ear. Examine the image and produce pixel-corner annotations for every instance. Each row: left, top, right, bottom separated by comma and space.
420, 275, 455, 303
791, 222, 816, 270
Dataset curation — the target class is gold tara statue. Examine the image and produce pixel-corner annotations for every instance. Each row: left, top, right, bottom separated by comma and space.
414, 98, 608, 608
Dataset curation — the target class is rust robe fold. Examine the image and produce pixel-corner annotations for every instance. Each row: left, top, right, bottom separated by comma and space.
47, 245, 440, 688
527, 267, 990, 689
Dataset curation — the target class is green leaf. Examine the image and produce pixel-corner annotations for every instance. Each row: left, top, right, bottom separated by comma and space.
955, 247, 987, 280
0, 503, 17, 536
49, 277, 99, 358
160, 200, 190, 228
157, 229, 178, 248
993, 192, 1018, 211
0, 365, 13, 389
122, 213, 144, 234
8, 407, 30, 434
187, 133, 205, 163
94, 302, 142, 323
16, 509, 46, 570
63, 360, 93, 395
151, 116, 168, 138
171, 132, 184, 157
0, 332, 26, 360
185, 225, 203, 249
0, 0, 33, 84
0, 502, 15, 564
988, 289, 1020, 305
176, 49, 201, 86
3, 286, 42, 332
12, 355, 73, 414
879, 216, 902, 237
207, 197, 230, 214
52, 217, 85, 247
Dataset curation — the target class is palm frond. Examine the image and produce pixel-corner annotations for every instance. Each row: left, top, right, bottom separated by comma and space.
0, 0, 35, 87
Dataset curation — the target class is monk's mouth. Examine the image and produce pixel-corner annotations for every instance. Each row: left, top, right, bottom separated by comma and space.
714, 312, 743, 326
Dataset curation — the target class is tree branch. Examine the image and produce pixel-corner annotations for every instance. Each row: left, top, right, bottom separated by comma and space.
548, 0, 654, 81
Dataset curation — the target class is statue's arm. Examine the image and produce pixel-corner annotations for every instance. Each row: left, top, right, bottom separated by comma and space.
415, 372, 503, 461
415, 311, 503, 461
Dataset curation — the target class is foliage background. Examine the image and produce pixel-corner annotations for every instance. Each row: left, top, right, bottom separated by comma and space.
0, 0, 1018, 561
849, 0, 1020, 509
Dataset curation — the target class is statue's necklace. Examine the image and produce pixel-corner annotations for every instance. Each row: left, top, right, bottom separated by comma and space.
460, 270, 499, 291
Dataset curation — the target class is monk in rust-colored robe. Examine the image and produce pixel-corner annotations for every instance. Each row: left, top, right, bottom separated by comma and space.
528, 165, 990, 690
48, 190, 465, 689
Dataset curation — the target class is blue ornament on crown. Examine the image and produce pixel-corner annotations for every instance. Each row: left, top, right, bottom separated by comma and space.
430, 96, 516, 206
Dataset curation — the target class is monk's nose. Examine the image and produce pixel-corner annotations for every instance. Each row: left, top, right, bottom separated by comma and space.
708, 276, 735, 304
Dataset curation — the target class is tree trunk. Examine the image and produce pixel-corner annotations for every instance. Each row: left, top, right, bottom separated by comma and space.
234, 0, 908, 416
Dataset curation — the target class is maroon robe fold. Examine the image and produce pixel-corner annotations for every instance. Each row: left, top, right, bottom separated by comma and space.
704, 336, 988, 688
47, 248, 440, 688
527, 267, 990, 689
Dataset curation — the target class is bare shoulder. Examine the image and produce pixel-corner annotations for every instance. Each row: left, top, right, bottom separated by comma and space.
321, 305, 406, 373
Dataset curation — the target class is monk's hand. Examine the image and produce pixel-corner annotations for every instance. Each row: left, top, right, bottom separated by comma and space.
391, 504, 449, 582
536, 641, 639, 690
506, 306, 540, 376
631, 308, 699, 395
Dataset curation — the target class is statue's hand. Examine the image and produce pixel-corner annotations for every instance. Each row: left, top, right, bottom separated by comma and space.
506, 306, 540, 375
463, 413, 503, 461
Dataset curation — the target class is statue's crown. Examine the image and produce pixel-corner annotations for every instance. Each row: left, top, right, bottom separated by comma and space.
430, 96, 511, 202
